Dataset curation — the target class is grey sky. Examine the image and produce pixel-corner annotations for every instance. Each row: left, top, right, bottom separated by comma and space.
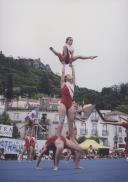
0, 0, 128, 91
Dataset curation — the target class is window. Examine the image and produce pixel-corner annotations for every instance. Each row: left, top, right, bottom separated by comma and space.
80, 123, 87, 135
13, 113, 19, 120
118, 137, 123, 143
103, 139, 108, 146
80, 128, 86, 135
54, 114, 59, 122
118, 127, 122, 133
102, 124, 108, 136
92, 121, 97, 130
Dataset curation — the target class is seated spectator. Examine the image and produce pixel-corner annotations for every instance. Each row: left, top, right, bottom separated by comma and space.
0, 148, 5, 160
87, 145, 95, 159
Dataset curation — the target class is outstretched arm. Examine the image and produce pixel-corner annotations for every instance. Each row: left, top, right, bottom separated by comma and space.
60, 63, 65, 87
100, 121, 122, 126
19, 123, 28, 129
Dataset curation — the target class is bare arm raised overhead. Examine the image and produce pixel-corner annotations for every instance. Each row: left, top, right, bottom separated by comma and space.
60, 63, 66, 88
69, 63, 75, 86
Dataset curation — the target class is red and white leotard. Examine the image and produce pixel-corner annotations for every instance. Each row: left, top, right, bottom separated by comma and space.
46, 136, 66, 147
61, 82, 74, 109
30, 137, 36, 148
24, 136, 30, 148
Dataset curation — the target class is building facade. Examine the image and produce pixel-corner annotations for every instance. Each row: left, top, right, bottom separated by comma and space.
0, 95, 128, 150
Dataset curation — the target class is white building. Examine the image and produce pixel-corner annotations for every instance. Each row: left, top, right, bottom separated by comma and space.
7, 110, 69, 139
75, 105, 128, 150
0, 96, 128, 150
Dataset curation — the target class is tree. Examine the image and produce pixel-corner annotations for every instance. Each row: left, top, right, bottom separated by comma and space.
12, 123, 20, 139
0, 112, 20, 138
37, 73, 51, 95
116, 104, 128, 115
77, 136, 86, 144
0, 111, 11, 125
4, 74, 13, 101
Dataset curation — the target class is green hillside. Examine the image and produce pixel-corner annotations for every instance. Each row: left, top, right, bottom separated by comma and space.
0, 51, 128, 114
0, 52, 60, 98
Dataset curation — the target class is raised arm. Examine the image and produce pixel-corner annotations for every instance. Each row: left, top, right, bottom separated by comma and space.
70, 63, 75, 86
60, 63, 65, 87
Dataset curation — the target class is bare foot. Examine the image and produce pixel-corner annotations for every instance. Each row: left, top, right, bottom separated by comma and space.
91, 56, 98, 60
49, 47, 53, 51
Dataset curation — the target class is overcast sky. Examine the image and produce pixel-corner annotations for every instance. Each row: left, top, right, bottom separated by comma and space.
0, 0, 128, 91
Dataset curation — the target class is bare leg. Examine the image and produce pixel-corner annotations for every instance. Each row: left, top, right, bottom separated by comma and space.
56, 103, 66, 137
49, 47, 64, 63
66, 139, 81, 152
74, 151, 81, 169
54, 138, 64, 170
49, 47, 70, 64
20, 146, 28, 160
67, 105, 75, 141
71, 56, 98, 63
36, 147, 47, 168
29, 146, 34, 160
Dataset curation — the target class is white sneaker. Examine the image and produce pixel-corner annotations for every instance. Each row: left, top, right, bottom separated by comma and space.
53, 167, 58, 171
18, 154, 22, 162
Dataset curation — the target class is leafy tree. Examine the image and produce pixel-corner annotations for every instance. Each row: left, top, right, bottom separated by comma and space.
4, 74, 13, 101
77, 136, 86, 144
0, 111, 11, 125
37, 73, 51, 95
0, 112, 20, 138
12, 123, 20, 138
116, 105, 128, 115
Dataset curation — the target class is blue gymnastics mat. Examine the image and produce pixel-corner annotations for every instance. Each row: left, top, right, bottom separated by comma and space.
0, 158, 128, 182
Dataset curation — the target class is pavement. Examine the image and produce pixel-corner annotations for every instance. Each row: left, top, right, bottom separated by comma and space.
0, 158, 128, 182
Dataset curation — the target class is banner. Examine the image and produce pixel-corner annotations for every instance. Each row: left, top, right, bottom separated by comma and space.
0, 138, 23, 154
0, 138, 46, 154
0, 124, 13, 137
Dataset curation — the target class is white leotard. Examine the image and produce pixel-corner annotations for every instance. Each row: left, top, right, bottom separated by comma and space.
64, 44, 74, 55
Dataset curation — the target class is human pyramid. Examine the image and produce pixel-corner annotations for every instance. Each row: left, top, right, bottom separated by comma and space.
35, 36, 98, 170
19, 36, 98, 169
